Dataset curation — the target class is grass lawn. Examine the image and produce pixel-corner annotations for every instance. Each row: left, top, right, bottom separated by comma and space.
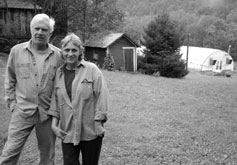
0, 62, 237, 164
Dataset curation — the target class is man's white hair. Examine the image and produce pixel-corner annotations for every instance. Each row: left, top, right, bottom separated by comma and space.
30, 13, 55, 33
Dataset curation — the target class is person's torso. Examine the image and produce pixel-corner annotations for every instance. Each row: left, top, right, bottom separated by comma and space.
56, 61, 99, 143
13, 42, 62, 111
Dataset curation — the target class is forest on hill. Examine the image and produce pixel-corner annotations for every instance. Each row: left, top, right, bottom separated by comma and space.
117, 0, 237, 60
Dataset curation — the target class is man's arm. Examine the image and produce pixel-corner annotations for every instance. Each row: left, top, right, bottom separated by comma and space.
4, 48, 17, 111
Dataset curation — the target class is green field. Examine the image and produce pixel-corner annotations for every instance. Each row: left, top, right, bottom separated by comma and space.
0, 64, 237, 164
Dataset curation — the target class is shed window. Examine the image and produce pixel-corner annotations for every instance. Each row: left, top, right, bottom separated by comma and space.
93, 53, 99, 60
10, 13, 14, 21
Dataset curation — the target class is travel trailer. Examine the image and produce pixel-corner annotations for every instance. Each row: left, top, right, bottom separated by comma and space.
180, 46, 234, 73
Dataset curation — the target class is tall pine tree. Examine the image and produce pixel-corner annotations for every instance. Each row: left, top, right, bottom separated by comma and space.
140, 13, 188, 78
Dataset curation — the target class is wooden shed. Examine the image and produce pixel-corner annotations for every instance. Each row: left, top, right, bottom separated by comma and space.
84, 33, 139, 72
0, 0, 41, 40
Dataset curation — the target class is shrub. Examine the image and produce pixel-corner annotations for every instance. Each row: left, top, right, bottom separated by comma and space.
102, 54, 115, 71
160, 60, 188, 78
0, 37, 18, 53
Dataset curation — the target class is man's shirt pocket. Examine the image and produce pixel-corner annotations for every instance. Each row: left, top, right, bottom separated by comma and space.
16, 63, 30, 79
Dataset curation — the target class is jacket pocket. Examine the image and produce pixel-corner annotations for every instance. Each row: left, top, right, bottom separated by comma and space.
80, 80, 93, 99
17, 63, 30, 79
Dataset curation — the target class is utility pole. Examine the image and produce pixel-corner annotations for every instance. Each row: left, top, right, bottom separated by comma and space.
228, 45, 231, 54
186, 33, 190, 71
82, 0, 88, 43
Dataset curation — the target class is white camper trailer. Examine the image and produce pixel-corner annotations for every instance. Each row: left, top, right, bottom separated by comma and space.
180, 46, 234, 73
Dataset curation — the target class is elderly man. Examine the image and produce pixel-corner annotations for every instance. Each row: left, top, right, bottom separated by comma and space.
0, 13, 62, 165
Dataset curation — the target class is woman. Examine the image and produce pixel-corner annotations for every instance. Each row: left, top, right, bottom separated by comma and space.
49, 33, 110, 165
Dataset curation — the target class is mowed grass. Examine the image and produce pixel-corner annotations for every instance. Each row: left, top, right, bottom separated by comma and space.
0, 62, 237, 164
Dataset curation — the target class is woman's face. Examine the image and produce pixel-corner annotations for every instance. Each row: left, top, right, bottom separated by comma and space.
62, 41, 81, 65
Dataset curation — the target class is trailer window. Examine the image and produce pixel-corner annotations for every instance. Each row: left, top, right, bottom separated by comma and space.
210, 59, 217, 65
226, 58, 232, 64
216, 61, 219, 69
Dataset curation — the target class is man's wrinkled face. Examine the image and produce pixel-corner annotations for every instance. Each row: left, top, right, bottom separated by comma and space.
31, 21, 51, 45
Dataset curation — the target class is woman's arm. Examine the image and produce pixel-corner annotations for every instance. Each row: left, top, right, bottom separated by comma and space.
93, 67, 110, 122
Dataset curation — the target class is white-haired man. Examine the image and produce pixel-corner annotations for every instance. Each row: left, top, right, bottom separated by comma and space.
0, 13, 62, 165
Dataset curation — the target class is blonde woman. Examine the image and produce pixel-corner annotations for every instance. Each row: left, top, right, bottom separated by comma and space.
49, 33, 109, 165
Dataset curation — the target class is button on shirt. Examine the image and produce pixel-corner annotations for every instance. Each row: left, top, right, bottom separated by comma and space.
49, 60, 110, 145
32, 49, 49, 83
4, 41, 63, 121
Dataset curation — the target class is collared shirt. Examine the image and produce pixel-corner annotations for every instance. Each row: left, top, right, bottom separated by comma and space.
4, 41, 63, 121
32, 48, 50, 82
49, 60, 110, 145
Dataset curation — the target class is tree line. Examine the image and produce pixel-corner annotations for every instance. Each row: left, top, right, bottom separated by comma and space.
15, 0, 237, 61
117, 0, 237, 61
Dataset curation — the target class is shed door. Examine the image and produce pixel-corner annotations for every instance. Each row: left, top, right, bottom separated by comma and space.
124, 48, 134, 72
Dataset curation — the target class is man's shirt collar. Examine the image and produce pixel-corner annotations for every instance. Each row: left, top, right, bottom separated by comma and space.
24, 40, 54, 54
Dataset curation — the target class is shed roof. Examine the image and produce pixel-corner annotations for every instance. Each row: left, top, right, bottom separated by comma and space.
84, 33, 139, 48
0, 0, 40, 9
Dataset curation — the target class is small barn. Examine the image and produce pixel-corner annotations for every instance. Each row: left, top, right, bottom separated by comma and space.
0, 0, 41, 40
180, 46, 234, 73
84, 33, 139, 72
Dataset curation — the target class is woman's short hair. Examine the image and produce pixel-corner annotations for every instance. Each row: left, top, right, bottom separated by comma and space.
61, 33, 84, 52
30, 13, 55, 33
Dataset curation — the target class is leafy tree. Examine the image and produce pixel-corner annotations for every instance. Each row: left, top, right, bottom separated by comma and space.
34, 0, 68, 38
67, 0, 124, 41
140, 13, 188, 78
226, 9, 237, 23
34, 0, 124, 42
117, 0, 237, 61
123, 15, 155, 42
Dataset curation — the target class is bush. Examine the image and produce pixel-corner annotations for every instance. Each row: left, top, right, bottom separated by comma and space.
137, 56, 146, 69
160, 60, 188, 78
138, 56, 159, 74
138, 55, 188, 77
0, 37, 18, 53
102, 54, 115, 71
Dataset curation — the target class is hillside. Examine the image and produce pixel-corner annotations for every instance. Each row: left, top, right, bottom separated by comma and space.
117, 0, 237, 17
117, 0, 237, 61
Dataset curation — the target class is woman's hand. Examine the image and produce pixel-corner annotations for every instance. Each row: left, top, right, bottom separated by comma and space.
52, 125, 67, 139
51, 117, 67, 139
95, 121, 105, 137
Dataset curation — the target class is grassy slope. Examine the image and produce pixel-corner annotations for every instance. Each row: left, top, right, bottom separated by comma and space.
0, 66, 237, 164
